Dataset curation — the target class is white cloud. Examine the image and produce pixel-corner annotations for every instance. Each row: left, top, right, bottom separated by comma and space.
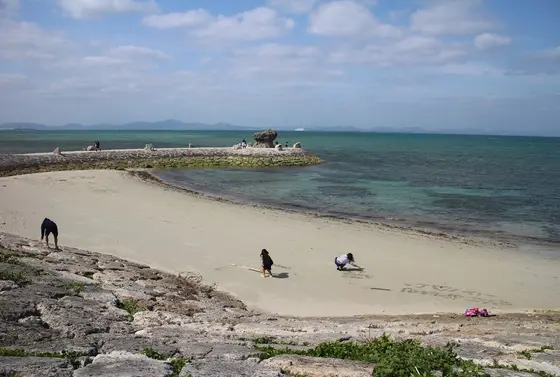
511, 46, 560, 75
308, 0, 401, 38
142, 9, 212, 29
192, 8, 294, 42
0, 73, 26, 88
531, 46, 560, 60
56, 0, 158, 19
267, 0, 319, 14
429, 62, 504, 76
0, 19, 70, 60
109, 45, 170, 60
81, 56, 128, 67
474, 33, 511, 50
411, 0, 496, 36
228, 43, 337, 81
143, 7, 294, 42
329, 35, 466, 67
0, 0, 18, 15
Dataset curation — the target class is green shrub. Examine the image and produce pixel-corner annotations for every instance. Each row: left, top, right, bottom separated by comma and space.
257, 334, 487, 377
116, 298, 146, 315
142, 348, 188, 377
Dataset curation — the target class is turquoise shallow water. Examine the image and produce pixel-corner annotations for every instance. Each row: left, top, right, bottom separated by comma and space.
2, 130, 559, 246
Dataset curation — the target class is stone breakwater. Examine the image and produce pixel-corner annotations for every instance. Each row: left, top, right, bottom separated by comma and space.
1, 233, 559, 377
0, 147, 324, 177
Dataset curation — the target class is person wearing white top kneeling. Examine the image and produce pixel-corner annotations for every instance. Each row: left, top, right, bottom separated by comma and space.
334, 253, 355, 271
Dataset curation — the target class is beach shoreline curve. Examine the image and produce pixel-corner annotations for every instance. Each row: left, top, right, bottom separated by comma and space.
1, 169, 559, 318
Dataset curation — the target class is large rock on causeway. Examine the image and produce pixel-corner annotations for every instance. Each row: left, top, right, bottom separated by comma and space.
252, 129, 278, 148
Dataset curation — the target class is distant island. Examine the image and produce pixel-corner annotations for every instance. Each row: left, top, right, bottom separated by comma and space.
0, 120, 421, 133
0, 120, 430, 133
0, 120, 253, 132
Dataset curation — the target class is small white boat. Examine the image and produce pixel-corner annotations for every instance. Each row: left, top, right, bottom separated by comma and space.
294, 128, 305, 131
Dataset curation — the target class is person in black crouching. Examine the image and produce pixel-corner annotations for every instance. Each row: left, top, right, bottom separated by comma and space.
41, 218, 59, 250
260, 249, 274, 278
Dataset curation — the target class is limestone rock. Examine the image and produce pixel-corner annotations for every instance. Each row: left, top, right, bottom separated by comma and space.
253, 129, 278, 148
0, 356, 74, 377
205, 344, 261, 361
261, 355, 374, 377
37, 295, 131, 338
53, 147, 62, 155
275, 144, 283, 151
0, 280, 17, 291
293, 142, 302, 148
484, 369, 542, 377
180, 359, 284, 377
73, 351, 174, 377
98, 336, 180, 356
79, 288, 118, 306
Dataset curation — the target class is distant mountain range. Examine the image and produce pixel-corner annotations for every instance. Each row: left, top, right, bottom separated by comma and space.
0, 120, 254, 131
0, 120, 434, 133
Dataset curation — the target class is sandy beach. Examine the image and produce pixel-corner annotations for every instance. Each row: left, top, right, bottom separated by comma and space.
1, 170, 559, 317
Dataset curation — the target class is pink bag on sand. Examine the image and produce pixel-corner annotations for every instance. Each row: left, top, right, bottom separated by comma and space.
465, 308, 490, 317
465, 308, 479, 317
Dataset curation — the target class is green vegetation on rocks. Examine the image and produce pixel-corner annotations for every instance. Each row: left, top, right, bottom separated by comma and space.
0, 348, 87, 369
0, 253, 23, 265
258, 334, 559, 377
64, 282, 85, 294
116, 298, 147, 315
142, 348, 189, 377
258, 334, 485, 377
519, 345, 554, 360
0, 271, 28, 285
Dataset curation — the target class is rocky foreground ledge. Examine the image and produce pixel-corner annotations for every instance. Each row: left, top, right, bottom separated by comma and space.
1, 233, 559, 377
0, 147, 324, 177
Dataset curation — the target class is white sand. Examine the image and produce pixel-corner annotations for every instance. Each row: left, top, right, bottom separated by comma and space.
1, 170, 559, 317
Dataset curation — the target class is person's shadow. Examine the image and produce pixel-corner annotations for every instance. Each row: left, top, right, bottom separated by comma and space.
273, 272, 290, 279
342, 267, 364, 272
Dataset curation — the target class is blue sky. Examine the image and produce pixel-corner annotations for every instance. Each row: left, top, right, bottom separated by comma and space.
0, 0, 559, 135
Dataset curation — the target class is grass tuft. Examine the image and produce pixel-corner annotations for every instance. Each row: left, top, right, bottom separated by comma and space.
64, 282, 85, 294
0, 253, 23, 265
116, 298, 146, 315
0, 271, 29, 285
81, 271, 95, 279
518, 345, 554, 360
0, 348, 86, 369
142, 348, 189, 377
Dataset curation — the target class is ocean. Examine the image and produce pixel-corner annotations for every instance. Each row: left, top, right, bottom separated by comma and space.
1, 130, 559, 246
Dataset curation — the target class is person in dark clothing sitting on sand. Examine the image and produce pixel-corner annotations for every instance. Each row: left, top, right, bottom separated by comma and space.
41, 218, 59, 250
260, 249, 274, 278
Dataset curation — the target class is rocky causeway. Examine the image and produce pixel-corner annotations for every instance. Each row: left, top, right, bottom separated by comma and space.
0, 129, 323, 177
0, 146, 323, 178
1, 232, 559, 377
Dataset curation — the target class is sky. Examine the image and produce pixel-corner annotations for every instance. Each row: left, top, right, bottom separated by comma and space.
0, 0, 559, 135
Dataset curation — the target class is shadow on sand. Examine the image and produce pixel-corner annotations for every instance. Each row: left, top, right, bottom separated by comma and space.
273, 272, 290, 279
341, 267, 365, 272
